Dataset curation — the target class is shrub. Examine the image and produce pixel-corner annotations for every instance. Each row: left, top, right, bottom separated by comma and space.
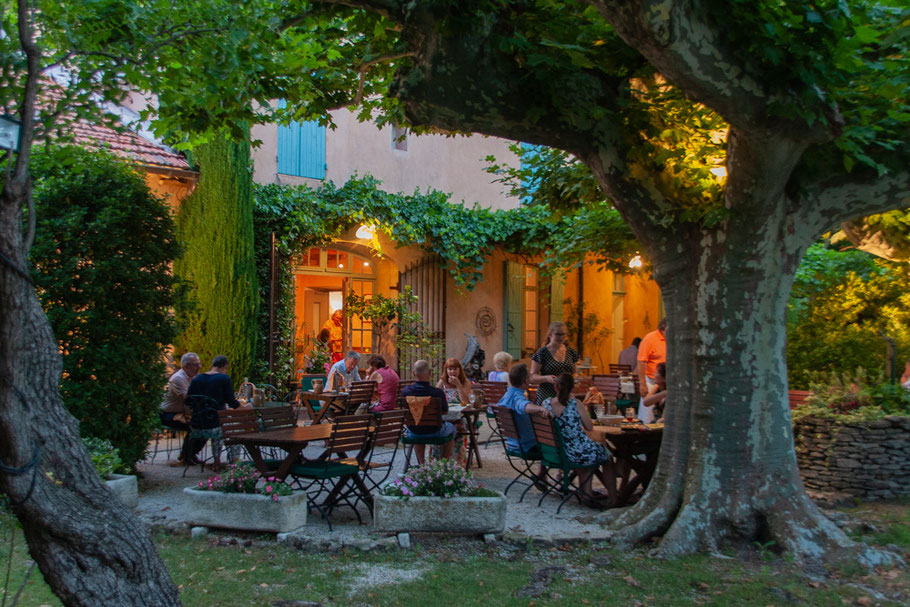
197, 463, 294, 501
382, 458, 496, 498
82, 437, 125, 479
793, 369, 910, 422
29, 145, 182, 469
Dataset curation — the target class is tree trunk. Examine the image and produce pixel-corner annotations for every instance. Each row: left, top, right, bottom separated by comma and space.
1, 191, 181, 605
598, 203, 893, 566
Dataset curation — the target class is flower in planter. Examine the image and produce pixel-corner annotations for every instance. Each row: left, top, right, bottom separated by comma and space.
382, 458, 497, 499
197, 463, 294, 501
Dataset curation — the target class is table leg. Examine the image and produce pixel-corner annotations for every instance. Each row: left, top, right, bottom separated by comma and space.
463, 411, 482, 470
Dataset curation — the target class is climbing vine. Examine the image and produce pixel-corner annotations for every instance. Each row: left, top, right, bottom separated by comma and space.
252, 175, 639, 383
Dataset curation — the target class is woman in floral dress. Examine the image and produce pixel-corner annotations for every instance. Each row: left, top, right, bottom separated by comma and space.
530, 321, 579, 406
543, 373, 611, 506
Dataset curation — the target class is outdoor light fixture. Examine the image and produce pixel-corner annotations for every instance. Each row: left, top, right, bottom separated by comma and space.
628, 255, 643, 270
355, 224, 375, 239
0, 114, 21, 152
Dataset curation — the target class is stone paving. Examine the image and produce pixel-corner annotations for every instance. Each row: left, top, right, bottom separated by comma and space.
136, 425, 614, 549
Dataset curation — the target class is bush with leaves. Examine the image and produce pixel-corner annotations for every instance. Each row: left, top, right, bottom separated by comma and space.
793, 369, 910, 423
786, 258, 910, 389
29, 145, 182, 469
82, 437, 125, 479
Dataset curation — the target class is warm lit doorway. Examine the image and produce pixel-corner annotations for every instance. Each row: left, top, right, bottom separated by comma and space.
293, 246, 376, 371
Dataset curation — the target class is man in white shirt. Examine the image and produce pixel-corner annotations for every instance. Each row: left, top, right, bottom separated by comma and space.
159, 352, 202, 464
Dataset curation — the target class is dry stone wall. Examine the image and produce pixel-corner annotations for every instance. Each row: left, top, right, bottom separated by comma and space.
794, 416, 910, 501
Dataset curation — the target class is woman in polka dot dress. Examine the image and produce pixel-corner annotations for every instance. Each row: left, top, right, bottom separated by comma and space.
529, 321, 579, 406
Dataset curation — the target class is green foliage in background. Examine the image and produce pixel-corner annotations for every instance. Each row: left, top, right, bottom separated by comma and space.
81, 437, 125, 478
252, 175, 639, 382
786, 243, 910, 389
28, 146, 181, 469
174, 129, 259, 385
793, 369, 910, 422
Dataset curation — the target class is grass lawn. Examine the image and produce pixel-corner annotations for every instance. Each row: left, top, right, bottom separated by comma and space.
1, 500, 907, 606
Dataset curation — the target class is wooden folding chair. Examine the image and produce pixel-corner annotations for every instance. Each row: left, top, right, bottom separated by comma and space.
530, 414, 613, 512
609, 364, 633, 374
491, 406, 543, 501
400, 396, 454, 471
287, 414, 375, 531
259, 405, 298, 430
218, 407, 260, 464
478, 380, 508, 447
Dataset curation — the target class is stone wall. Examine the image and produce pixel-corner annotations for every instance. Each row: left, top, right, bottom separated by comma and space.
794, 416, 910, 501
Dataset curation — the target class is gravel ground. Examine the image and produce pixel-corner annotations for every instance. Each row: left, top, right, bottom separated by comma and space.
137, 424, 613, 543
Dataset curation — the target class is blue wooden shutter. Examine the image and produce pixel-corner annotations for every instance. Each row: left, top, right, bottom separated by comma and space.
504, 261, 523, 358
549, 276, 564, 323
277, 100, 326, 179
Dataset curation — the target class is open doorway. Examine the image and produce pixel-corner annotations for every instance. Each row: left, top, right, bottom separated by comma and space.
293, 247, 377, 373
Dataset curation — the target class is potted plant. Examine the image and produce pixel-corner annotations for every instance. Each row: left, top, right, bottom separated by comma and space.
84, 437, 138, 508
297, 337, 331, 392
373, 458, 506, 534
183, 463, 307, 532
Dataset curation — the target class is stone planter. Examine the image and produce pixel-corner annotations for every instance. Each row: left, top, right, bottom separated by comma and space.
106, 473, 138, 508
373, 492, 506, 534
183, 487, 308, 533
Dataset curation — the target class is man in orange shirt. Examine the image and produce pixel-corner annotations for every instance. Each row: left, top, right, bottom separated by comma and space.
637, 318, 667, 423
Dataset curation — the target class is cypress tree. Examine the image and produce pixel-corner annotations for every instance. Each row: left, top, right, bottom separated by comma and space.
174, 129, 258, 384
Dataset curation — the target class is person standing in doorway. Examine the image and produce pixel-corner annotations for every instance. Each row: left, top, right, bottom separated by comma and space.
322, 309, 344, 363
617, 336, 641, 373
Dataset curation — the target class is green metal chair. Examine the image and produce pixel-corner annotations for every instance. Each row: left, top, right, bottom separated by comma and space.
287, 414, 374, 531
529, 413, 604, 513
491, 405, 543, 502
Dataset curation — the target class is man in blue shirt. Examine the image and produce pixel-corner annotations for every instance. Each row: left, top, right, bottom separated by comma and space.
326, 351, 361, 391
401, 359, 455, 463
496, 363, 553, 455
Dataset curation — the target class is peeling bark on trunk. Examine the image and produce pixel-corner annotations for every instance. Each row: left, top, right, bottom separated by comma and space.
1, 190, 181, 604
596, 196, 895, 566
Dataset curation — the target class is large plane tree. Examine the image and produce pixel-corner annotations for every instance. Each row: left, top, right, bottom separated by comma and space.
191, 0, 908, 561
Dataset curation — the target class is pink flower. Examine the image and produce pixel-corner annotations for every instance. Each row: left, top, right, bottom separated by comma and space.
272, 494, 279, 501
265, 485, 273, 493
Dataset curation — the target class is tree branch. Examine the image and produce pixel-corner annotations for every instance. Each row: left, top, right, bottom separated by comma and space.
353, 51, 415, 105
310, 0, 405, 22
588, 0, 836, 144
798, 168, 910, 238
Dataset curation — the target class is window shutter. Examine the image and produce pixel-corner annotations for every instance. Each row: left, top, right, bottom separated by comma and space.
504, 261, 523, 358
277, 100, 326, 179
549, 276, 564, 323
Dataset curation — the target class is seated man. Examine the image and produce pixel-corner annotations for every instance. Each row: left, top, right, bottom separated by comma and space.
186, 355, 247, 470
159, 352, 203, 465
495, 363, 552, 486
326, 351, 361, 392
401, 359, 455, 463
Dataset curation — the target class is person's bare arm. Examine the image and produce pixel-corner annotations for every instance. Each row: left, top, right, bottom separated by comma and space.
529, 360, 556, 384
575, 401, 594, 432
643, 390, 667, 407
524, 402, 553, 418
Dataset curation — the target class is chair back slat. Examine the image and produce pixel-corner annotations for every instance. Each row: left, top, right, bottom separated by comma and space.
478, 380, 508, 405
591, 374, 621, 399
572, 376, 592, 397
348, 380, 376, 404
328, 414, 374, 453
789, 390, 813, 409
491, 406, 521, 442
259, 405, 297, 430
529, 414, 559, 448
219, 408, 260, 443
609, 364, 633, 374
403, 396, 444, 427
373, 410, 406, 447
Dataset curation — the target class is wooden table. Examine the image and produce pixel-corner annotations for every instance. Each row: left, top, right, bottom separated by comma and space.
229, 424, 333, 481
299, 391, 348, 423
444, 405, 484, 470
587, 424, 663, 506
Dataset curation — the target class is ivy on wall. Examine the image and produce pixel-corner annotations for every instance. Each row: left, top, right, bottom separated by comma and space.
174, 129, 259, 384
252, 175, 638, 383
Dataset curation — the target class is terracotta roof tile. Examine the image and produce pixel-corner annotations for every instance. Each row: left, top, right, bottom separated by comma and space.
69, 118, 194, 172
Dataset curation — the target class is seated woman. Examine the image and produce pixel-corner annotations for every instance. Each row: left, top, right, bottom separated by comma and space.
543, 373, 612, 507
366, 354, 399, 413
487, 351, 513, 382
437, 357, 472, 404
640, 363, 667, 423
